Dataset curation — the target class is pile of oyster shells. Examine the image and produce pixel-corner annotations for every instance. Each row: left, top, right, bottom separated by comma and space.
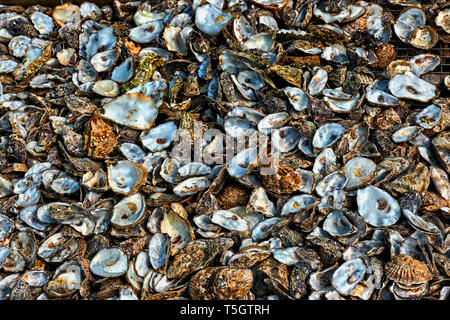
0, 0, 449, 300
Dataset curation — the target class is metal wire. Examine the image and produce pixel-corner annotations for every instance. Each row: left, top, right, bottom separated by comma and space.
381, 0, 449, 77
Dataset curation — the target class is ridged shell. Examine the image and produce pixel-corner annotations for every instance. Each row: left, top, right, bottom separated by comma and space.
385, 254, 432, 285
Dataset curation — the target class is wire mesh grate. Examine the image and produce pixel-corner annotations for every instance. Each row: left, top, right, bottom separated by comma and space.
380, 0, 449, 77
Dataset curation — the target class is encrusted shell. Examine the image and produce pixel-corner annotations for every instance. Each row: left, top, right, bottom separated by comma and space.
195, 4, 232, 36
385, 254, 432, 285
272, 127, 301, 153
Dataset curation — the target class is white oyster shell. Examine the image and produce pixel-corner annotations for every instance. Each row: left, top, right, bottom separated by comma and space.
102, 93, 158, 130
357, 186, 401, 227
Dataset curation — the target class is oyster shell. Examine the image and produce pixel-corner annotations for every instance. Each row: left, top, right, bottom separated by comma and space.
107, 161, 147, 195
0, 0, 447, 301
101, 93, 159, 130
389, 72, 437, 103
195, 4, 232, 36
357, 186, 401, 227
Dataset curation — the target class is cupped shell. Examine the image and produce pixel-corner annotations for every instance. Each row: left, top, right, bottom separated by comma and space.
101, 93, 158, 130
107, 161, 147, 195
357, 186, 401, 227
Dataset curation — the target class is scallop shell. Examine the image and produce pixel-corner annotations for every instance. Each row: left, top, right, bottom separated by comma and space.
385, 254, 432, 285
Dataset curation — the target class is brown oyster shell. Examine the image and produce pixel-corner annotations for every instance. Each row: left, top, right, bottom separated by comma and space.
217, 184, 249, 209
261, 162, 302, 194
384, 162, 430, 196
83, 115, 119, 159
167, 239, 227, 279
189, 267, 253, 300
385, 254, 433, 285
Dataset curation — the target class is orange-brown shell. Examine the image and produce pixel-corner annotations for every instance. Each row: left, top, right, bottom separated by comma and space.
218, 184, 249, 210
372, 43, 397, 69
261, 162, 302, 194
189, 267, 253, 300
385, 254, 432, 285
84, 115, 119, 159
